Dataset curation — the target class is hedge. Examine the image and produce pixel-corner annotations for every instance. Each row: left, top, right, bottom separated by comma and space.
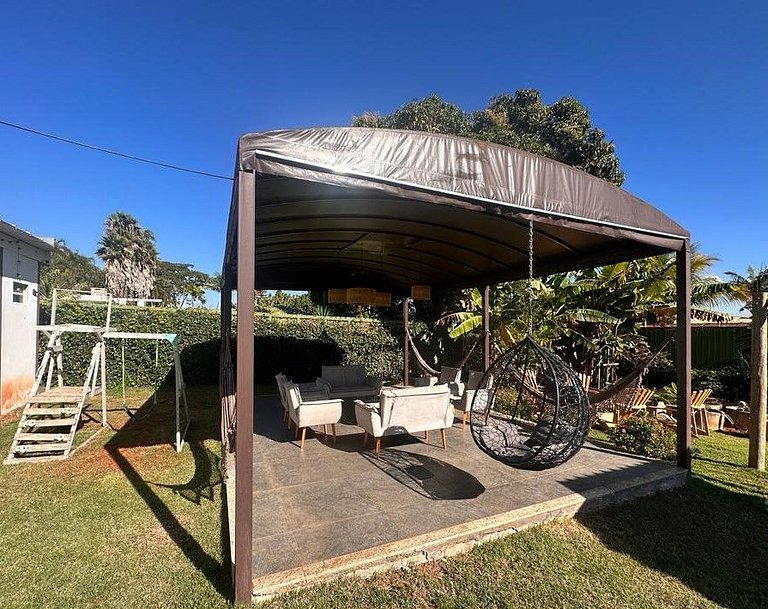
40, 302, 405, 389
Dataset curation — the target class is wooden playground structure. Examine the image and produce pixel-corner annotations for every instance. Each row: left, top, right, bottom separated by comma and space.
4, 289, 189, 464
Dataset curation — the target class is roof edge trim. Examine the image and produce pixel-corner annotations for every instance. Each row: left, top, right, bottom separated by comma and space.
246, 149, 689, 244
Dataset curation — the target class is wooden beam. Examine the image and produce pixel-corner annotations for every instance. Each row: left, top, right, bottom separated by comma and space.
403, 297, 410, 386
748, 289, 767, 470
482, 285, 491, 371
675, 243, 692, 469
234, 170, 255, 603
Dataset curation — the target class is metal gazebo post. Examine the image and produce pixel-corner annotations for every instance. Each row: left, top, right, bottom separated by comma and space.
675, 240, 692, 469
403, 297, 410, 386
234, 170, 255, 603
482, 286, 491, 371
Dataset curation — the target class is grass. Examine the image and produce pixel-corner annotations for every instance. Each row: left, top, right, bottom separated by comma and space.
0, 388, 766, 608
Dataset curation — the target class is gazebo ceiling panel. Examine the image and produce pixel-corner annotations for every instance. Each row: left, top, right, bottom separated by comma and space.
225, 128, 689, 292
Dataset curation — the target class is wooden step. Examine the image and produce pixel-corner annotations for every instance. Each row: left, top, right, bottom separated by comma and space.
24, 407, 78, 416
15, 432, 70, 442
12, 443, 69, 454
20, 418, 77, 428
28, 387, 86, 404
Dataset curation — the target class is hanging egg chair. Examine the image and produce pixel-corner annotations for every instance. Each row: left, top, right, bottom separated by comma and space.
467, 220, 593, 470
468, 336, 593, 470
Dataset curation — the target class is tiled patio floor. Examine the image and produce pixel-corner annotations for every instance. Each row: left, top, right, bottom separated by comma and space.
242, 394, 686, 598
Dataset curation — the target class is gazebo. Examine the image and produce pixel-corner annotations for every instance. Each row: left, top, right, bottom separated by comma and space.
220, 127, 692, 602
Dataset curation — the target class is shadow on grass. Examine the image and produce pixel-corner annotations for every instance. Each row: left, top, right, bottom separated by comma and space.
576, 452, 768, 609
104, 385, 231, 601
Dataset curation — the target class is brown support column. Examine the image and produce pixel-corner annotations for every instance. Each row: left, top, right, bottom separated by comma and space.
403, 297, 410, 386
748, 288, 767, 470
482, 286, 491, 371
675, 242, 692, 469
234, 170, 255, 603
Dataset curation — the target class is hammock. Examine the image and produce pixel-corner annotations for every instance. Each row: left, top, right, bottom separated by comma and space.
405, 326, 477, 377
590, 333, 674, 405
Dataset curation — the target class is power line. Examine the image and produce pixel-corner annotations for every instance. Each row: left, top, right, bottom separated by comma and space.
0, 119, 233, 181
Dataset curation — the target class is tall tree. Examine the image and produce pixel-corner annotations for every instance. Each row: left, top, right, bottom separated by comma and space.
96, 212, 158, 299
353, 88, 624, 186
39, 239, 105, 298
152, 261, 215, 308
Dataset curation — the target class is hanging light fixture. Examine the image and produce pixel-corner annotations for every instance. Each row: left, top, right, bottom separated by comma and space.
327, 289, 348, 304
346, 287, 377, 305
411, 285, 431, 301
372, 291, 392, 307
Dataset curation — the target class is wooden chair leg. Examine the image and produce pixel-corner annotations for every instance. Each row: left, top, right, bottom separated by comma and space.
331, 423, 337, 446
462, 411, 468, 430
375, 437, 381, 458
424, 430, 429, 444
300, 427, 307, 450
323, 423, 328, 436
440, 428, 447, 449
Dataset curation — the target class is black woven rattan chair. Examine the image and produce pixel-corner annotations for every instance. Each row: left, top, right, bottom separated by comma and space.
469, 335, 593, 470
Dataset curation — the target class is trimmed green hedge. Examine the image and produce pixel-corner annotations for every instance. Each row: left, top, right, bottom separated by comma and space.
40, 302, 404, 388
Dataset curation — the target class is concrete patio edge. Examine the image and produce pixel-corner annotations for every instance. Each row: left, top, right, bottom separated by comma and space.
251, 464, 688, 601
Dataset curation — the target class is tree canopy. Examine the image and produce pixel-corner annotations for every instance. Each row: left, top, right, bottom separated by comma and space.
39, 240, 105, 298
152, 261, 216, 308
353, 89, 625, 186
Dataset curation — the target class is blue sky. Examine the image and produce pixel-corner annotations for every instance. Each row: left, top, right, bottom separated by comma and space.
1, 1, 766, 307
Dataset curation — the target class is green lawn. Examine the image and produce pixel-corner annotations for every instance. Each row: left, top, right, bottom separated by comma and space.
0, 388, 766, 608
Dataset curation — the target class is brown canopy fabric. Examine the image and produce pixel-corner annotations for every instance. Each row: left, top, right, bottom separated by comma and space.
224, 127, 688, 292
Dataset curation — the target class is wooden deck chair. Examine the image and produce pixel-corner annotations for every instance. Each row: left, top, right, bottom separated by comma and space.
594, 386, 654, 430
655, 388, 713, 437
578, 373, 592, 393
691, 388, 713, 436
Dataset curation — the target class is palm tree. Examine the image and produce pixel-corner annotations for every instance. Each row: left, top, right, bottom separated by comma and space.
96, 212, 158, 298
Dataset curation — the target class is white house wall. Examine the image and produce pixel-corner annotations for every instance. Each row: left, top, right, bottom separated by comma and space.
0, 234, 48, 414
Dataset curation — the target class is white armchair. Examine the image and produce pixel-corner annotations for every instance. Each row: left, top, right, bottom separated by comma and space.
284, 382, 342, 449
456, 370, 494, 430
354, 384, 453, 457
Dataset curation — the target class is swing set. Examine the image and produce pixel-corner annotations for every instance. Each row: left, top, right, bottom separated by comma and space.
4, 289, 189, 464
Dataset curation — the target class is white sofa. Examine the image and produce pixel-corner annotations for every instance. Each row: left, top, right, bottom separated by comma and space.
354, 384, 453, 456
284, 381, 342, 449
320, 365, 382, 399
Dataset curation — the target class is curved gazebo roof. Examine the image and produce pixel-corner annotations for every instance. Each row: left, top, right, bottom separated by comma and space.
224, 127, 688, 291
221, 127, 693, 603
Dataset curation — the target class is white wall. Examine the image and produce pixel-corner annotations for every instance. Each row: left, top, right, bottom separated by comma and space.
0, 234, 48, 413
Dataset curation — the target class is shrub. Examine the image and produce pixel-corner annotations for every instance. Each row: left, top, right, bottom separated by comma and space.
39, 301, 405, 388
607, 414, 676, 460
643, 359, 750, 403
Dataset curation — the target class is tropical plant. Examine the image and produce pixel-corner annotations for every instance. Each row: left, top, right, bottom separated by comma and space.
96, 212, 158, 299
441, 247, 739, 376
